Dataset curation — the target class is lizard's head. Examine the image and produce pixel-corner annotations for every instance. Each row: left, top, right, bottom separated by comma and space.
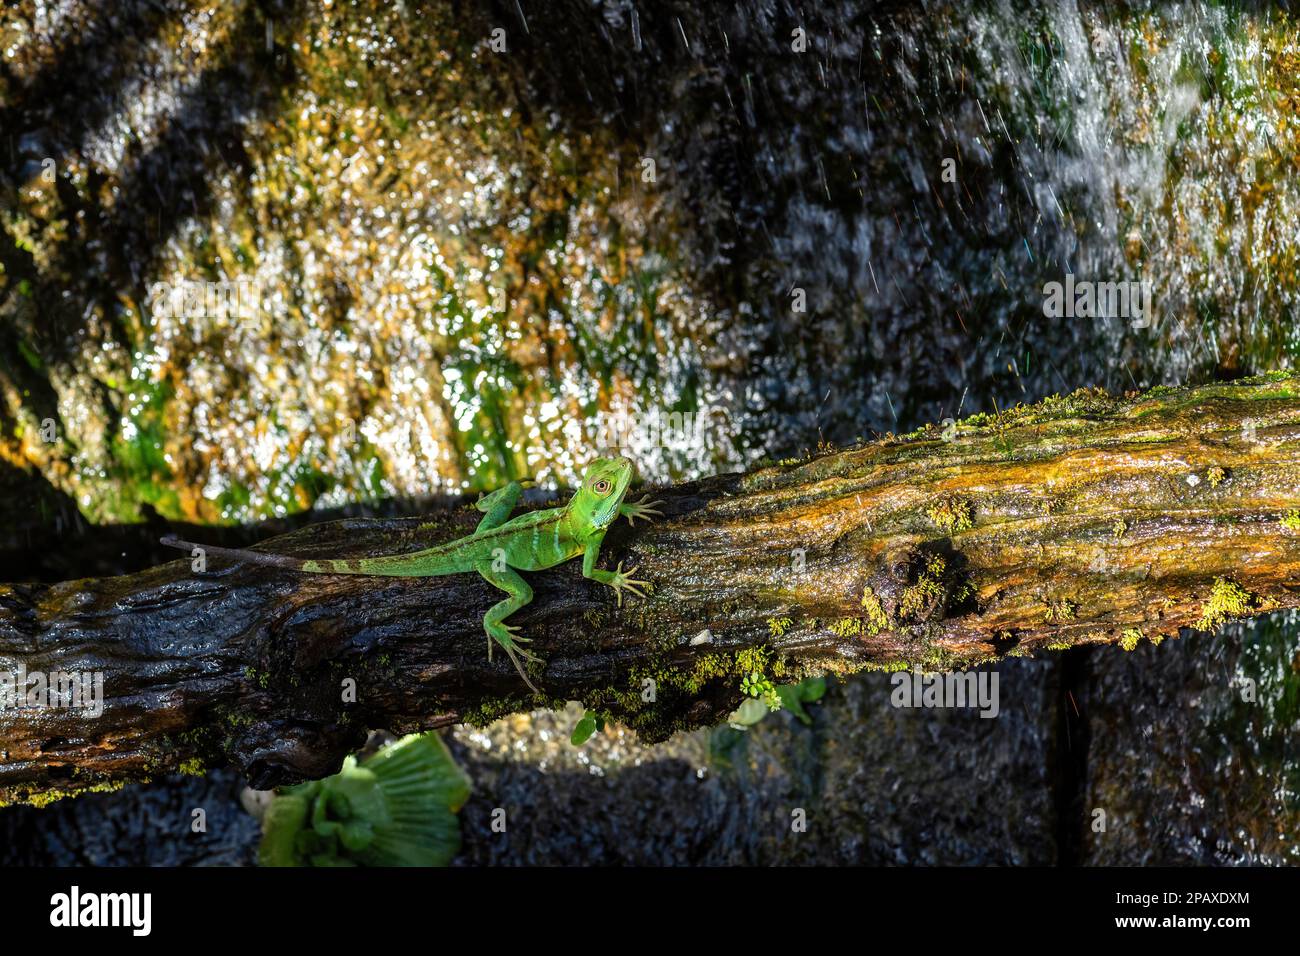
571, 456, 635, 530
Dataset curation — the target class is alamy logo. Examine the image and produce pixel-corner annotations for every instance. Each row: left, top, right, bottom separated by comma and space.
0, 666, 104, 718
49, 886, 151, 936
148, 277, 259, 320
890, 669, 999, 718
1042, 274, 1153, 329
591, 406, 728, 452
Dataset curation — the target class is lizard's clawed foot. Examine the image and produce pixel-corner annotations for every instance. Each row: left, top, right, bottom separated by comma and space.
487, 621, 535, 655
621, 495, 665, 527
486, 623, 543, 693
608, 561, 653, 607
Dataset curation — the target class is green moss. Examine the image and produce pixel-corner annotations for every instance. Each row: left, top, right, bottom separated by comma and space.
861, 587, 890, 635
460, 693, 542, 727
828, 617, 863, 637
1, 780, 126, 809
1196, 577, 1257, 632
1119, 628, 1144, 651
899, 554, 949, 619
1281, 509, 1300, 532
926, 497, 974, 535
624, 646, 758, 706
178, 757, 205, 777
862, 659, 912, 673
766, 616, 793, 638
1112, 518, 1128, 538
1206, 466, 1226, 488
917, 642, 964, 670
733, 646, 771, 678
1044, 598, 1078, 623
614, 643, 795, 738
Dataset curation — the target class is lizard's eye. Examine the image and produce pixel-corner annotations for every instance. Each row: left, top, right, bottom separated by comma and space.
592, 478, 612, 496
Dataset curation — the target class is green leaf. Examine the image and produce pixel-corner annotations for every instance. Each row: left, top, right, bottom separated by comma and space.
257, 794, 310, 867
258, 731, 471, 867
571, 714, 598, 746
338, 818, 375, 852
730, 697, 769, 727
775, 677, 828, 725
800, 677, 827, 702
708, 725, 748, 769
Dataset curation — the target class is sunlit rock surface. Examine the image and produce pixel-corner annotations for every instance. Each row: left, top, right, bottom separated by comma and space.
5, 1, 1299, 524
2, 0, 733, 526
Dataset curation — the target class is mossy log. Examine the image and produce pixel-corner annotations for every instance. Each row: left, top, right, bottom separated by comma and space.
4, 373, 1300, 805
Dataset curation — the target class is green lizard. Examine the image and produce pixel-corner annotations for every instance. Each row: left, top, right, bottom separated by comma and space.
160, 456, 663, 693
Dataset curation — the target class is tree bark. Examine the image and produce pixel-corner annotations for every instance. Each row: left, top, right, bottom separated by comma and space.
4, 374, 1300, 805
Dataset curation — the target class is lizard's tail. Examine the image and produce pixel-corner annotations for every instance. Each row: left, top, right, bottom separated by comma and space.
160, 535, 309, 570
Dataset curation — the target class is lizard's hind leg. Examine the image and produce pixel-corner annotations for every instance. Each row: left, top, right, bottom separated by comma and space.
473, 480, 531, 533
475, 562, 543, 693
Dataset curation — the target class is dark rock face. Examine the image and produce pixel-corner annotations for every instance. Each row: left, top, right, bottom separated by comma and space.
452, 664, 1059, 865
501, 0, 1300, 450
1083, 619, 1299, 865
0, 770, 258, 866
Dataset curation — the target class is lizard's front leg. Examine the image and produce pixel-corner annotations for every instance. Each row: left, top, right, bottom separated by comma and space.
474, 562, 542, 693
619, 494, 665, 527
582, 536, 652, 607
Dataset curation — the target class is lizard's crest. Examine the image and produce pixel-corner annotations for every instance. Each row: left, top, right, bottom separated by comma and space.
569, 455, 635, 530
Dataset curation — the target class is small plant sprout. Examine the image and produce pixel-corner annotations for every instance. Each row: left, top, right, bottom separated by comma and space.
1118, 628, 1144, 651
741, 671, 781, 711
1206, 466, 1226, 488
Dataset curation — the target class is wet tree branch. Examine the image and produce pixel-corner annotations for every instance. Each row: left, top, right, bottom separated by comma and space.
4, 374, 1300, 804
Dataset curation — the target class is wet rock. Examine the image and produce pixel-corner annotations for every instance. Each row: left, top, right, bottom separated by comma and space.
450, 665, 1057, 865
0, 769, 258, 866
1082, 617, 1300, 864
